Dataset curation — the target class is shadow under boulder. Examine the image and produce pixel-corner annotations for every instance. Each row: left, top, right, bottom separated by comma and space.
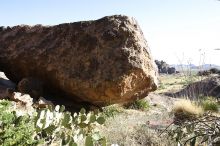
0, 71, 95, 112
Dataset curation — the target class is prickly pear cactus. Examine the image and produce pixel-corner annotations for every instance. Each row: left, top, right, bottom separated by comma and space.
35, 105, 106, 146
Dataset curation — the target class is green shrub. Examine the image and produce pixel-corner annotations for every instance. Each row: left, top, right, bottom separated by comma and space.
166, 113, 220, 146
129, 99, 150, 110
0, 100, 106, 146
0, 99, 11, 111
158, 83, 166, 90
201, 97, 219, 112
0, 100, 40, 146
101, 105, 123, 118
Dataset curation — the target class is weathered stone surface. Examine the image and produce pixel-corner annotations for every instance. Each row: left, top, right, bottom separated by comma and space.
169, 76, 220, 99
167, 67, 176, 74
0, 15, 158, 105
155, 60, 176, 74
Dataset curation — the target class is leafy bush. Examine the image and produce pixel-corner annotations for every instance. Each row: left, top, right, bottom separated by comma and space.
201, 97, 219, 112
158, 83, 166, 90
128, 99, 150, 110
101, 105, 123, 118
0, 100, 106, 146
0, 100, 40, 146
165, 113, 220, 146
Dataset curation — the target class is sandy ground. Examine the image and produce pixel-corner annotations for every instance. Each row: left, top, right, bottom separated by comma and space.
98, 93, 177, 146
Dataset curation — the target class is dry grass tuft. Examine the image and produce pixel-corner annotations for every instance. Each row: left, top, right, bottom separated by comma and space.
173, 99, 204, 124
173, 99, 204, 115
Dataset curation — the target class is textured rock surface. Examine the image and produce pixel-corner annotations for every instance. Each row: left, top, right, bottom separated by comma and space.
170, 76, 220, 99
155, 60, 176, 74
0, 15, 158, 105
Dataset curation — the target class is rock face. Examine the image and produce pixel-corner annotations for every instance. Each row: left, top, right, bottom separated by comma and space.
170, 76, 220, 99
167, 67, 176, 74
0, 15, 158, 106
197, 68, 220, 76
155, 60, 176, 74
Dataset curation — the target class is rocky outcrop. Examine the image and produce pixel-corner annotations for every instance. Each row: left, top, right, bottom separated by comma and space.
167, 67, 176, 74
0, 15, 158, 106
169, 76, 220, 99
197, 68, 220, 76
155, 60, 176, 74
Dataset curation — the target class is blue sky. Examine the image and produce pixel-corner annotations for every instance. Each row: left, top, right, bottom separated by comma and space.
1, 0, 220, 65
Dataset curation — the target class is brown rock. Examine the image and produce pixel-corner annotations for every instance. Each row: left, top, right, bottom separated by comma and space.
170, 76, 220, 99
18, 77, 43, 99
13, 92, 33, 106
0, 15, 158, 106
36, 97, 54, 108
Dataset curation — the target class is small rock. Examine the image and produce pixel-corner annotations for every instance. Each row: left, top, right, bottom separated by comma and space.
36, 97, 53, 108
13, 92, 33, 106
18, 77, 43, 99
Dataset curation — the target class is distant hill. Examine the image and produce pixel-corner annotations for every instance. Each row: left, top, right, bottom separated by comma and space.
170, 64, 220, 71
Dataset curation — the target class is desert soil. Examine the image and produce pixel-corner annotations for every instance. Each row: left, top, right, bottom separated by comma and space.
98, 93, 177, 146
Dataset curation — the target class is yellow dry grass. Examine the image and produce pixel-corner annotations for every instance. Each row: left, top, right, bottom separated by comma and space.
156, 74, 206, 94
156, 74, 185, 93
173, 99, 204, 116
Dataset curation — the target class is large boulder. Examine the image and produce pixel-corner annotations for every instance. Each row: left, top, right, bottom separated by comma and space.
0, 15, 158, 106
